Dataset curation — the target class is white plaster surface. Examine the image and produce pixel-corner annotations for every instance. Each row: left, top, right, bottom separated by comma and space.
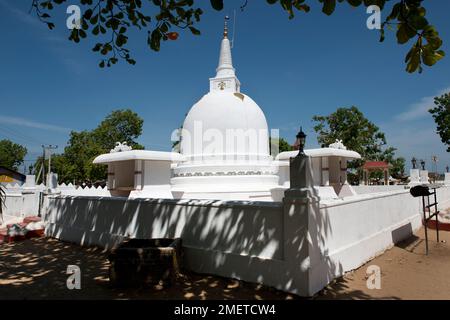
276, 148, 361, 161
93, 150, 185, 164
43, 186, 450, 296
420, 170, 430, 184
409, 169, 420, 186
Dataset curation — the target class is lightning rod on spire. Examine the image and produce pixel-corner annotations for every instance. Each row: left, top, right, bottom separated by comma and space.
231, 10, 236, 49
224, 15, 230, 38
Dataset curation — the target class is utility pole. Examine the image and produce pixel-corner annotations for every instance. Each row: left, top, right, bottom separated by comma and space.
48, 145, 58, 173
42, 145, 58, 185
41, 145, 46, 185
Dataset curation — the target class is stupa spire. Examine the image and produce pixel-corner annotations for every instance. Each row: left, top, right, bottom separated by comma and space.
216, 16, 234, 77
210, 16, 241, 93
223, 15, 229, 38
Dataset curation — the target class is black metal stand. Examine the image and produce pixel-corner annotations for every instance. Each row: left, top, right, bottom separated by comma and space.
410, 184, 441, 255
422, 187, 440, 255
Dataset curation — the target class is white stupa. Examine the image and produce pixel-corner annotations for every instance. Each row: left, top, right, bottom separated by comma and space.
93, 18, 362, 201
171, 19, 279, 200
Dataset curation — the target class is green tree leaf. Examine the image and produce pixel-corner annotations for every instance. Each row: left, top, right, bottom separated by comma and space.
321, 0, 336, 15
210, 0, 223, 11
45, 109, 145, 184
429, 92, 450, 152
312, 106, 403, 184
0, 140, 27, 171
29, 0, 445, 73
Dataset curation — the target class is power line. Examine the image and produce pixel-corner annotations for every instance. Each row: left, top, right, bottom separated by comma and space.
0, 124, 45, 146
0, 129, 23, 145
5, 124, 44, 144
0, 129, 42, 150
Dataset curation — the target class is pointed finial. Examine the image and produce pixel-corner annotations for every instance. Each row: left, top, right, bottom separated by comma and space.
224, 16, 230, 38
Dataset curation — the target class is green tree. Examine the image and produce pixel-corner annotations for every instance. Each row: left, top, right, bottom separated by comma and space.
429, 92, 450, 152
44, 109, 144, 184
270, 137, 294, 155
390, 157, 406, 179
278, 137, 294, 153
313, 106, 387, 159
93, 109, 144, 151
31, 0, 444, 73
34, 154, 71, 184
313, 106, 402, 184
378, 146, 405, 179
0, 139, 27, 171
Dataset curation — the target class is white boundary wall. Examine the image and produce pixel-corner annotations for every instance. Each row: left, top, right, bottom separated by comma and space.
352, 185, 407, 195
43, 186, 450, 296
1, 183, 44, 223
58, 184, 110, 197
1, 183, 109, 225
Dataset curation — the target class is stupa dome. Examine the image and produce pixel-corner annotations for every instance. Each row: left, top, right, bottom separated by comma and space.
171, 17, 279, 199
181, 91, 270, 159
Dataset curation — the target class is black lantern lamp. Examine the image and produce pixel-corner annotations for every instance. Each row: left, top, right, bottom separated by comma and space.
295, 127, 307, 156
290, 127, 308, 189
411, 157, 417, 169
446, 165, 449, 173
420, 159, 426, 171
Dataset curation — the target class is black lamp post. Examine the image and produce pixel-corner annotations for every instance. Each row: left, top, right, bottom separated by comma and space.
411, 157, 417, 169
420, 159, 426, 171
446, 165, 449, 173
295, 127, 307, 156
290, 126, 308, 190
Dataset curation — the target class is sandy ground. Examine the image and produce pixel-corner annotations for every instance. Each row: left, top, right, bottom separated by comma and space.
1, 227, 449, 300
317, 227, 450, 300
0, 237, 295, 300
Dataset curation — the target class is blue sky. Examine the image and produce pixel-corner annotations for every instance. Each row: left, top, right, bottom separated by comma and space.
0, 0, 449, 173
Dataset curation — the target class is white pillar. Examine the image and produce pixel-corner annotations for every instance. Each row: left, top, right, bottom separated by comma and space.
321, 157, 329, 186
285, 154, 318, 199
282, 153, 320, 296
46, 172, 58, 189
134, 160, 143, 190
409, 169, 420, 186
445, 172, 450, 186
339, 157, 348, 185
107, 164, 115, 190
24, 175, 36, 188
419, 170, 430, 184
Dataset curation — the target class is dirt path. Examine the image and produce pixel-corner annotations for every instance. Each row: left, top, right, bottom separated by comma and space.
317, 228, 450, 300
